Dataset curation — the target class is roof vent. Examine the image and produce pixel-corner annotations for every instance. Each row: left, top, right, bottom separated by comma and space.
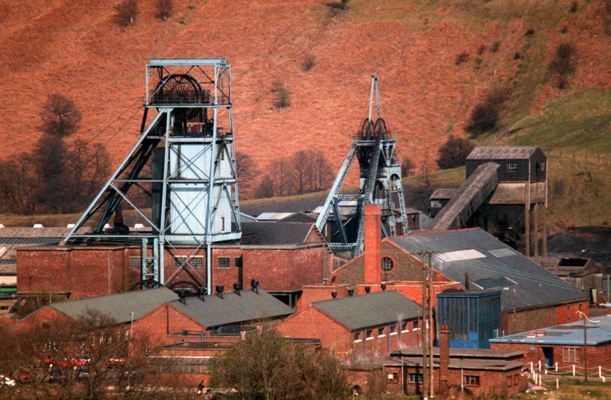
331, 291, 337, 299
250, 279, 259, 294
233, 283, 242, 296
216, 285, 224, 298
66, 223, 75, 228
33, 224, 44, 228
178, 290, 187, 304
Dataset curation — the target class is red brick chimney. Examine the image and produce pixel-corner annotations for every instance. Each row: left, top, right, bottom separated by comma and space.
439, 325, 450, 389
364, 204, 382, 286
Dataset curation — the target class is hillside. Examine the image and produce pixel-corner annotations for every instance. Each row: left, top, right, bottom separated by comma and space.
0, 0, 609, 228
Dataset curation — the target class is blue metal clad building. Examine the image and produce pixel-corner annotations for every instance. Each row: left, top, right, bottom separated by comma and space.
437, 290, 501, 349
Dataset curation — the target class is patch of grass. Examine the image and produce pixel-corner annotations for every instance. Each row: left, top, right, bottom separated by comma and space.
501, 89, 611, 154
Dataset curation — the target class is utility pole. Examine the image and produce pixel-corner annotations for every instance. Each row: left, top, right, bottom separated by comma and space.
577, 311, 600, 383
421, 251, 434, 399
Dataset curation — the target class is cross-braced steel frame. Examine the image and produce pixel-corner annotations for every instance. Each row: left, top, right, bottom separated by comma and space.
315, 74, 409, 256
64, 59, 241, 294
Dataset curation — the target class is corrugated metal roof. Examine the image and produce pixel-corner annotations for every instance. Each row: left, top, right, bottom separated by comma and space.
170, 289, 293, 328
390, 229, 586, 312
48, 287, 178, 324
313, 291, 420, 331
467, 146, 539, 160
429, 162, 499, 230
256, 212, 296, 220
490, 315, 611, 346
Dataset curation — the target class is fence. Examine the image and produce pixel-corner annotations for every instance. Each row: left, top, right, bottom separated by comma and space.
528, 360, 611, 386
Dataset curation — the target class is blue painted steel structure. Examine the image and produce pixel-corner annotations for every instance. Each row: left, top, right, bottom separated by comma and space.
436, 290, 501, 349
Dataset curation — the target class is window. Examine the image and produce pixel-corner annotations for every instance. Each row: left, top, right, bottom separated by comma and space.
387, 372, 398, 383
506, 162, 517, 173
389, 324, 397, 335
175, 256, 203, 268
129, 256, 141, 268
408, 373, 423, 384
401, 321, 409, 332
354, 332, 361, 342
221, 217, 226, 232
413, 320, 419, 331
563, 347, 580, 362
217, 257, 230, 268
381, 257, 394, 272
234, 256, 243, 268
378, 327, 385, 337
365, 329, 373, 340
464, 375, 480, 386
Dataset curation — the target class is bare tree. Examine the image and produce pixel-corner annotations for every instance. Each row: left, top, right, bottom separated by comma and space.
255, 175, 275, 199
0, 154, 39, 214
286, 150, 333, 195
41, 93, 82, 137
236, 151, 259, 199
210, 330, 350, 400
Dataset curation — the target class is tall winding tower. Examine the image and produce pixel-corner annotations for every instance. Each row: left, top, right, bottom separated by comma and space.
65, 58, 241, 293
315, 75, 409, 256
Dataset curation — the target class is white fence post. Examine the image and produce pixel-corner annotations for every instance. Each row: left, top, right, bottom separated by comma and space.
599, 366, 602, 379
530, 361, 534, 374
555, 362, 558, 372
572, 365, 576, 376
538, 360, 542, 371
556, 378, 559, 389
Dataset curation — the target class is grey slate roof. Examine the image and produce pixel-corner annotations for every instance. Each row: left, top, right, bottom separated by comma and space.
170, 289, 293, 328
48, 287, 178, 324
240, 222, 314, 245
241, 193, 327, 216
390, 229, 587, 312
312, 291, 420, 331
467, 146, 538, 160
490, 315, 611, 346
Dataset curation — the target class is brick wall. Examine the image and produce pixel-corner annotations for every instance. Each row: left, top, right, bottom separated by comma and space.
502, 300, 589, 335
491, 342, 611, 370
17, 243, 327, 300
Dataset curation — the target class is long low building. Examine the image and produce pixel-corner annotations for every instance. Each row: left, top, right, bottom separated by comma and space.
490, 314, 611, 370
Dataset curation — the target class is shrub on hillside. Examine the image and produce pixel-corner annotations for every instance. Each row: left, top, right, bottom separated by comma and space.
437, 135, 474, 169
114, 0, 138, 27
549, 43, 575, 76
326, 0, 350, 12
272, 82, 291, 109
455, 51, 470, 65
466, 89, 508, 137
302, 55, 316, 72
490, 41, 500, 53
156, 0, 173, 20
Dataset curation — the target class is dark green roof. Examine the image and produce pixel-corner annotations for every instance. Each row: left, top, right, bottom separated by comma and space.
49, 287, 178, 323
313, 291, 420, 331
169, 289, 293, 329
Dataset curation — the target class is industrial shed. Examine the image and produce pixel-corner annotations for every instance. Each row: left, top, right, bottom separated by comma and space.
391, 228, 588, 335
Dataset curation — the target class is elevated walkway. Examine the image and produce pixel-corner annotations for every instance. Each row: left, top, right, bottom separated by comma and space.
429, 162, 499, 230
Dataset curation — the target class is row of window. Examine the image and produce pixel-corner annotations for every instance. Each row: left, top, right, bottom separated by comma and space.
408, 373, 481, 386
129, 256, 243, 269
353, 320, 418, 342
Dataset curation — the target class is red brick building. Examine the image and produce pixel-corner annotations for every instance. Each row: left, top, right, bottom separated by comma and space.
490, 315, 611, 371
385, 326, 528, 397
16, 222, 330, 307
277, 291, 422, 363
